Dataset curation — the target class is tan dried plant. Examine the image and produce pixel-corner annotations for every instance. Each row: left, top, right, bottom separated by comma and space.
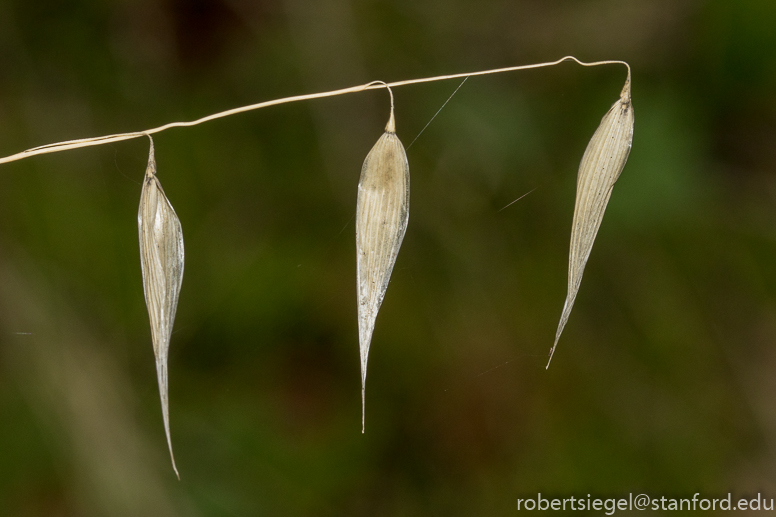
356, 87, 410, 432
0, 56, 635, 469
138, 135, 185, 478
547, 73, 634, 368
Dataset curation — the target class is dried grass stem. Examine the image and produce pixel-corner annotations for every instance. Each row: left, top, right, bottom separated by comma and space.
0, 56, 628, 166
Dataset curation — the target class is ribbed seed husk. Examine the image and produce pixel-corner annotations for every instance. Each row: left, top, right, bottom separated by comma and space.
138, 137, 184, 477
356, 112, 409, 431
548, 77, 634, 368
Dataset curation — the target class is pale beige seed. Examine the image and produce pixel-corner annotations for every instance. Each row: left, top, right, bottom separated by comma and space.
548, 76, 634, 368
138, 136, 184, 477
356, 109, 409, 432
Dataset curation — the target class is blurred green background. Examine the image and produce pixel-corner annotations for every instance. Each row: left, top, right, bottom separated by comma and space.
1, 0, 775, 515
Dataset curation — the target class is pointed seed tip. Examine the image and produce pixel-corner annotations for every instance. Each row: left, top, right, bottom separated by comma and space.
168, 441, 180, 479
546, 346, 556, 369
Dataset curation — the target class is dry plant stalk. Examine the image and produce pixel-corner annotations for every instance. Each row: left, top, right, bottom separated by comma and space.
356, 95, 410, 432
0, 57, 629, 167
138, 135, 184, 477
547, 74, 635, 368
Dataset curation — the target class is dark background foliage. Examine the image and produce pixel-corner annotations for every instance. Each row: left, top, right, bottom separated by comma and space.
1, 0, 775, 515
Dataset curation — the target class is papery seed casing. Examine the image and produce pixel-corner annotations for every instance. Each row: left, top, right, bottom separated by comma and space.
138, 137, 184, 477
356, 111, 409, 431
548, 77, 634, 367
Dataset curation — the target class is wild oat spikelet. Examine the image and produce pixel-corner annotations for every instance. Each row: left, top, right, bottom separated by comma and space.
548, 74, 634, 368
356, 106, 410, 432
138, 135, 184, 477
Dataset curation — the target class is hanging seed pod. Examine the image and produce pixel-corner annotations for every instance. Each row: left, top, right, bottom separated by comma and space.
356, 97, 410, 432
548, 74, 634, 368
138, 135, 184, 477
